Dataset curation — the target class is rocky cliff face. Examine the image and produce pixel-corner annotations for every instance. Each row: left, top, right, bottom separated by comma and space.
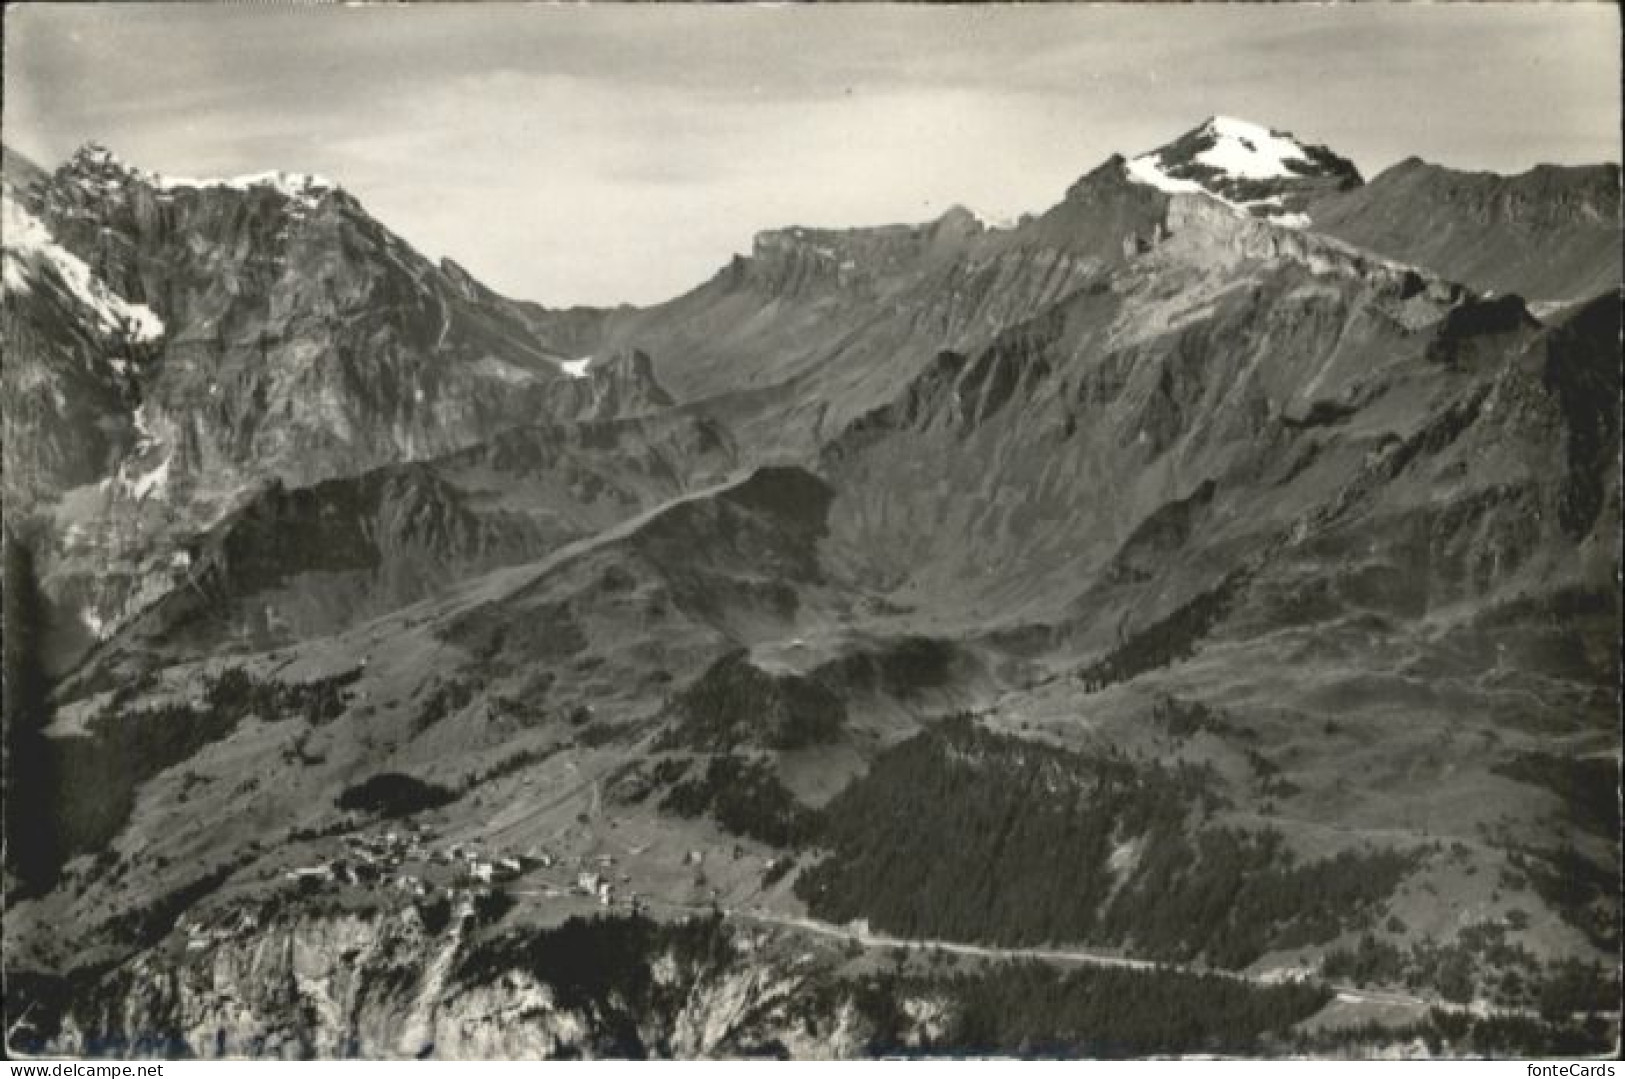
2, 173, 159, 511
5, 145, 677, 667
23, 144, 664, 494
30, 904, 877, 1060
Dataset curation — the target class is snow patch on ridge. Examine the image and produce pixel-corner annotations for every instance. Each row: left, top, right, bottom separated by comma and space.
472, 356, 542, 385
152, 170, 335, 208
1125, 155, 1204, 195
69, 144, 334, 210
561, 357, 593, 379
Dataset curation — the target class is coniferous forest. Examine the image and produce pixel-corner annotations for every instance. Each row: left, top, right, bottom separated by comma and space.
797, 717, 1417, 969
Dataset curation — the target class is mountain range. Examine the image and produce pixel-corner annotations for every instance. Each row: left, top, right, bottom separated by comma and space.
3, 115, 1620, 1059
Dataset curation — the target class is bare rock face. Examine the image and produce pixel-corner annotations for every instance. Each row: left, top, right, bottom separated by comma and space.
28, 143, 636, 494
550, 349, 675, 420
37, 904, 876, 1059
6, 145, 679, 666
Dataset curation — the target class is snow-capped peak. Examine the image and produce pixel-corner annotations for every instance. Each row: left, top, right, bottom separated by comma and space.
1122, 116, 1361, 227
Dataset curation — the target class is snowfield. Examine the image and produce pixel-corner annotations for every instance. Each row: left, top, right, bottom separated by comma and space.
1124, 154, 1205, 195
1196, 116, 1310, 180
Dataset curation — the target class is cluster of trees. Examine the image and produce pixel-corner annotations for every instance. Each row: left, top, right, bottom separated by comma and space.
606, 757, 690, 808
815, 637, 955, 700
797, 717, 1413, 969
48, 664, 362, 861
1491, 751, 1620, 840
1320, 933, 1408, 987
1077, 570, 1249, 691
334, 772, 456, 818
798, 717, 1208, 949
1290, 1008, 1616, 1058
208, 665, 360, 726
459, 742, 562, 790
1098, 831, 1417, 969
660, 754, 817, 848
661, 650, 845, 752
1323, 928, 1620, 1016
1503, 843, 1619, 951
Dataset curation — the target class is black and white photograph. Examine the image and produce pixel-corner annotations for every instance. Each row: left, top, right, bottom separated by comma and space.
2, 1, 1620, 1062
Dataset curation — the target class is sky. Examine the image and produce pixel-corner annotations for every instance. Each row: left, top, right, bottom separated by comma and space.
5, 3, 1620, 307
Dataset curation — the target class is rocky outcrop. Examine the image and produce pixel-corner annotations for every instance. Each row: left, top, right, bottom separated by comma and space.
1160, 193, 1470, 321
27, 906, 874, 1060
551, 349, 675, 419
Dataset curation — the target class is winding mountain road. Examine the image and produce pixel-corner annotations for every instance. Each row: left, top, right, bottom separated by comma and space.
709, 906, 1546, 1020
